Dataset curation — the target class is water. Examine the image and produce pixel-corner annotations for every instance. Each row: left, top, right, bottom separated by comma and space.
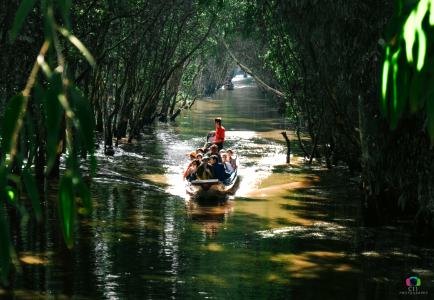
2, 75, 434, 299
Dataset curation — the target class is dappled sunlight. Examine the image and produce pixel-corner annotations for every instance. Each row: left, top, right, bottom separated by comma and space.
137, 174, 173, 185
243, 177, 321, 197
256, 129, 311, 143
205, 243, 223, 251
271, 251, 358, 279
225, 130, 257, 140
194, 274, 228, 286
19, 256, 45, 265
235, 193, 330, 229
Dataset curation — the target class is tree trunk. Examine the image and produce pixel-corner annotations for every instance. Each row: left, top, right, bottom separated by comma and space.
308, 40, 361, 152
322, 136, 332, 169
96, 108, 103, 132
188, 95, 197, 109
281, 132, 291, 164
168, 93, 178, 116
296, 127, 310, 159
309, 118, 323, 165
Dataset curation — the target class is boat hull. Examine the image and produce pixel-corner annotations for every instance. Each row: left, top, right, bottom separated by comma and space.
224, 84, 234, 90
185, 168, 238, 195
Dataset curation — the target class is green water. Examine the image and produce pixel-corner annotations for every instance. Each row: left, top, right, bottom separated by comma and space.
2, 76, 434, 299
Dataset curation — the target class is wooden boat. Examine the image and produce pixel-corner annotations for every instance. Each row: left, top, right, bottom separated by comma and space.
224, 83, 234, 90
185, 168, 238, 195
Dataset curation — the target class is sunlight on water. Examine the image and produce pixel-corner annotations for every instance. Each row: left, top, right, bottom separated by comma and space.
3, 75, 434, 300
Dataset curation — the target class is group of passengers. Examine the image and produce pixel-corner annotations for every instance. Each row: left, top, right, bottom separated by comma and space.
183, 118, 238, 182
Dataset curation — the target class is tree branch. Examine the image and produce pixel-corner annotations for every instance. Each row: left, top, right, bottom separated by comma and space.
214, 32, 284, 98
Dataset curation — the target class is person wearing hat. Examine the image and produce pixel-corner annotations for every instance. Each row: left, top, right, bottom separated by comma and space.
196, 152, 203, 163
196, 154, 215, 180
183, 151, 197, 180
185, 151, 196, 160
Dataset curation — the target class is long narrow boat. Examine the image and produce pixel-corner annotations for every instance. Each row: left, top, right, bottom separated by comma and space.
224, 83, 234, 90
185, 167, 238, 195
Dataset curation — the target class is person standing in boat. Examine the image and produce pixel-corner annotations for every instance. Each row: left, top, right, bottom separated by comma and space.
208, 118, 225, 151
227, 75, 232, 84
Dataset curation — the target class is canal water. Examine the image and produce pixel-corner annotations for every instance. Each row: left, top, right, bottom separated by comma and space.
1, 75, 433, 299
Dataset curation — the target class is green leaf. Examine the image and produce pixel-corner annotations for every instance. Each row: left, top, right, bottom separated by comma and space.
1, 93, 24, 163
7, 174, 22, 192
69, 86, 96, 174
43, 4, 54, 43
58, 172, 76, 249
5, 187, 18, 204
390, 47, 408, 130
54, 0, 71, 30
90, 155, 97, 176
57, 27, 96, 69
380, 47, 391, 116
396, 47, 409, 118
9, 0, 38, 43
0, 166, 11, 283
25, 112, 36, 169
5, 186, 28, 217
45, 72, 63, 173
22, 168, 42, 221
73, 176, 92, 215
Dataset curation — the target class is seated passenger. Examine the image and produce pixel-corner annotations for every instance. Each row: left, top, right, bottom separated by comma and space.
186, 159, 199, 181
183, 151, 197, 180
196, 148, 204, 155
221, 153, 234, 174
196, 155, 215, 180
196, 153, 203, 163
227, 149, 237, 170
219, 149, 225, 156
209, 155, 230, 181
210, 144, 222, 163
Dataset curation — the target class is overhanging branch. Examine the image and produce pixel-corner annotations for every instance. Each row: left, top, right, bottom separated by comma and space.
213, 32, 284, 98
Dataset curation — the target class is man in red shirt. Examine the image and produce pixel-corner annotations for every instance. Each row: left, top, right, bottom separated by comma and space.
209, 117, 225, 151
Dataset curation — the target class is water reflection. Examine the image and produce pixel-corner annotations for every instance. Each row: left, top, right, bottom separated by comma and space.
1, 75, 434, 299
